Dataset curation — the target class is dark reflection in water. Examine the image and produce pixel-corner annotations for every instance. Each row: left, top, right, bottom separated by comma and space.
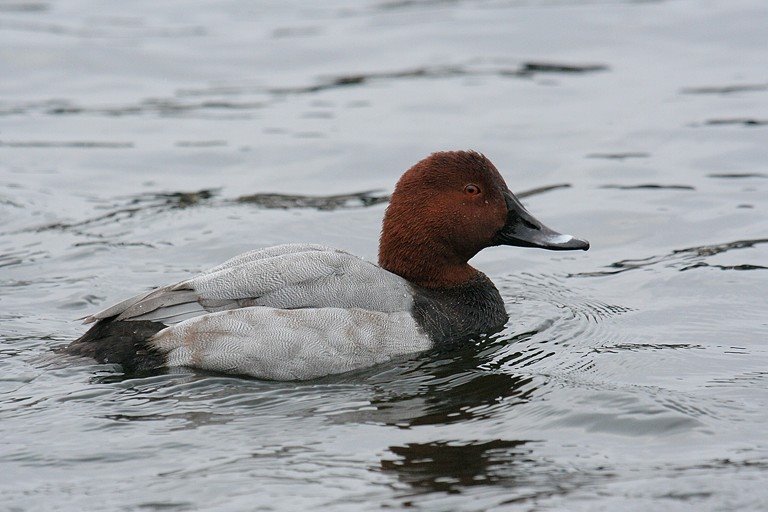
46, 98, 265, 117
681, 83, 768, 94
0, 140, 134, 148
236, 190, 390, 210
586, 152, 650, 160
366, 360, 538, 428
264, 61, 608, 95
0, 2, 49, 12
707, 172, 767, 179
380, 439, 530, 494
9, 189, 217, 236
378, 437, 618, 508
680, 262, 766, 271
600, 183, 695, 190
702, 118, 768, 127
519, 62, 607, 74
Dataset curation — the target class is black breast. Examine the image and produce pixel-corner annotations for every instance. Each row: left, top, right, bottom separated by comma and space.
410, 273, 508, 344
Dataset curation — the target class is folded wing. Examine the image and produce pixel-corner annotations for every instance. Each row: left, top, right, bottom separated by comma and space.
85, 244, 413, 326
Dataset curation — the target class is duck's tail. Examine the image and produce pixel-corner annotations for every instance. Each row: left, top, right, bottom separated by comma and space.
65, 319, 167, 373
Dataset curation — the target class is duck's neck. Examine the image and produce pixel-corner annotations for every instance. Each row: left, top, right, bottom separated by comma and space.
378, 192, 488, 288
378, 237, 480, 289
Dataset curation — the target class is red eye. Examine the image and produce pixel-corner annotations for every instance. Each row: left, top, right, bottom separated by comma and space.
464, 184, 481, 195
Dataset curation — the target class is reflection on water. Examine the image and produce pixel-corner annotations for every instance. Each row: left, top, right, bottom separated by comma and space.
381, 439, 530, 493
236, 190, 390, 210
359, 332, 540, 427
600, 183, 695, 190
2, 0, 768, 510
701, 118, 768, 127
681, 83, 768, 95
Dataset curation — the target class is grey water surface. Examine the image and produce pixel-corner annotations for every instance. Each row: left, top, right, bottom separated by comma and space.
1, 0, 767, 510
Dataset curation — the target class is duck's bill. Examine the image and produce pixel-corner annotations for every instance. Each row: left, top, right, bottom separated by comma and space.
493, 191, 590, 251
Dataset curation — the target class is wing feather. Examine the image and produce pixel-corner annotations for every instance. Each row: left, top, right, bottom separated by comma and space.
115, 290, 200, 321
84, 244, 412, 327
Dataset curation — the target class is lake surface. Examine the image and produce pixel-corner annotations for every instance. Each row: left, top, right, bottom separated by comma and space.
1, 0, 767, 510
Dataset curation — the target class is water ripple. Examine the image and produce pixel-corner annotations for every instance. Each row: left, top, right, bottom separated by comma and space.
574, 238, 768, 277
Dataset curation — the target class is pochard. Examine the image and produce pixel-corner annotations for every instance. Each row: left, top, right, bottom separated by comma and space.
67, 151, 589, 380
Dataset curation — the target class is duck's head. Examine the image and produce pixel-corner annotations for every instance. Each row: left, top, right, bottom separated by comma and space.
379, 150, 589, 288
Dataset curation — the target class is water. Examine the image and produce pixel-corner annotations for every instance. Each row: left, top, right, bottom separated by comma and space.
1, 0, 767, 510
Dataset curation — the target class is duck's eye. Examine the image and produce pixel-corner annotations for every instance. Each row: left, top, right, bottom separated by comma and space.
464, 184, 481, 195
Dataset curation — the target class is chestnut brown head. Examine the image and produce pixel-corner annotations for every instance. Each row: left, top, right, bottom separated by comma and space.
379, 151, 588, 288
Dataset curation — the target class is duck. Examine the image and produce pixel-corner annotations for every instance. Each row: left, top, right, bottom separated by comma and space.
66, 151, 589, 380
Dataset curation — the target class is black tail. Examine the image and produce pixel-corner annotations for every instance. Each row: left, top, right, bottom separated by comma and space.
66, 319, 167, 373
